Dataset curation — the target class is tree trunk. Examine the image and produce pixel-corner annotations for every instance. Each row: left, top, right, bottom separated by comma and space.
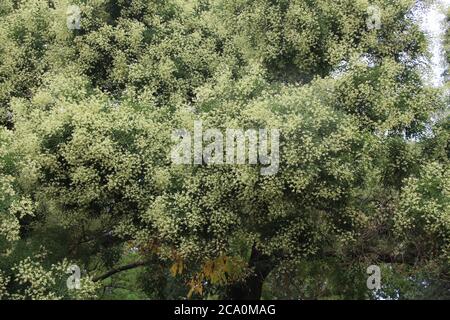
225, 245, 275, 300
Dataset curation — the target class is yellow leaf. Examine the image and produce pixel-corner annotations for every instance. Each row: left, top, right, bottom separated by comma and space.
170, 263, 178, 277
187, 286, 195, 299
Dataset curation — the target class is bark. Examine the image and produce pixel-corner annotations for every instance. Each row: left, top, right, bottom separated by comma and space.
225, 245, 276, 300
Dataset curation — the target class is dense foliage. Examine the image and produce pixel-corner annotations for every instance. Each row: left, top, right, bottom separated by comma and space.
0, 0, 448, 299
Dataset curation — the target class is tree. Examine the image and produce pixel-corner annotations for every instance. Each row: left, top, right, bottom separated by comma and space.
0, 0, 448, 300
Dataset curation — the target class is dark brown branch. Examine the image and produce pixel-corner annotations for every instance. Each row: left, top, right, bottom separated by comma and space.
92, 260, 148, 282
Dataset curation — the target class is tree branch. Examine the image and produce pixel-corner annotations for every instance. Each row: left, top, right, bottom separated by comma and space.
92, 260, 149, 282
